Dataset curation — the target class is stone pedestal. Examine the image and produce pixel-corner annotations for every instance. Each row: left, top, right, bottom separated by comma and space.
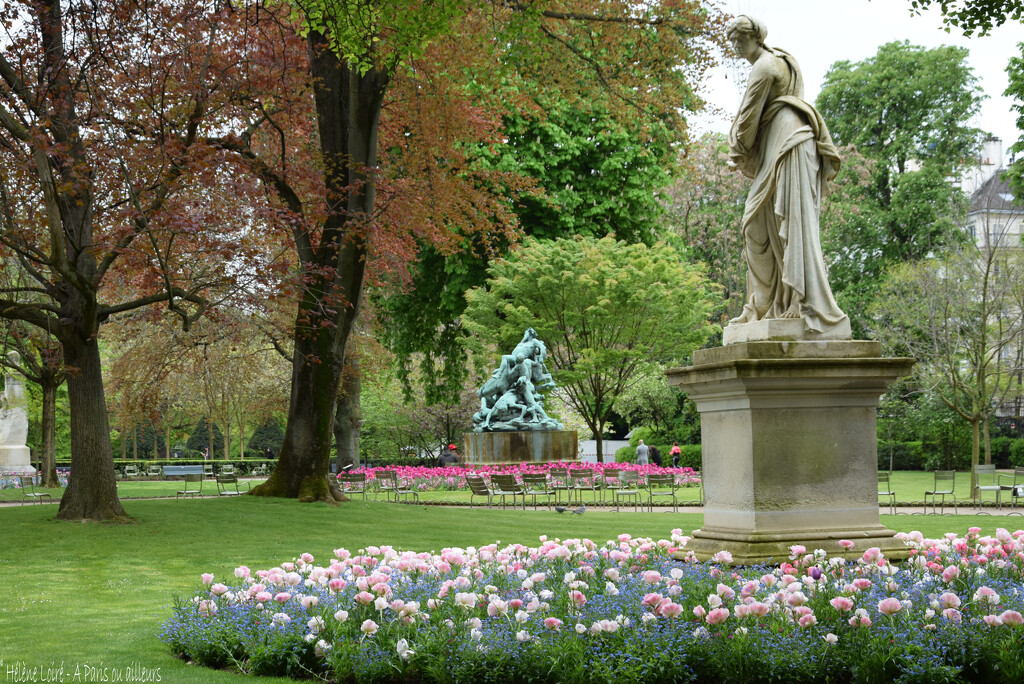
666, 341, 913, 565
0, 445, 34, 474
465, 431, 577, 466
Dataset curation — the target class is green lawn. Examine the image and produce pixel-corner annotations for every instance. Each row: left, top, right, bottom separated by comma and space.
4, 470, 1012, 507
1, 496, 1022, 682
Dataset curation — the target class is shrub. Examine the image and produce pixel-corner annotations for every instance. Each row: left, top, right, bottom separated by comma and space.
989, 437, 1014, 469
877, 441, 925, 471
186, 417, 225, 456
1010, 440, 1024, 467
249, 418, 285, 457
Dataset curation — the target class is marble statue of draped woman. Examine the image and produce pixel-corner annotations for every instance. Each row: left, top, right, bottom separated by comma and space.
726, 15, 849, 336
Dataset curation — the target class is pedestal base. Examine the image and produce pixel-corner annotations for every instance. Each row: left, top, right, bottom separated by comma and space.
685, 525, 912, 565
723, 317, 852, 345
666, 341, 914, 565
465, 431, 577, 465
0, 445, 34, 474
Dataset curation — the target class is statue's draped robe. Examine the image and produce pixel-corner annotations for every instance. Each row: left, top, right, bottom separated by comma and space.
728, 48, 848, 333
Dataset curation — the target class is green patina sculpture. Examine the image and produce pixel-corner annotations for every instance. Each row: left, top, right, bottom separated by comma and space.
473, 328, 563, 432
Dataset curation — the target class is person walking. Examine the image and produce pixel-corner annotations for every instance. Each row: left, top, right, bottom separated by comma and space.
635, 440, 650, 466
670, 442, 682, 468
650, 444, 662, 467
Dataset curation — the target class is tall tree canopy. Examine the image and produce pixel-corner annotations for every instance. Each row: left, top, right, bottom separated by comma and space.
815, 41, 980, 334
0, 0, 271, 520
907, 0, 1024, 35
223, 0, 726, 501
462, 235, 717, 460
1006, 41, 1024, 199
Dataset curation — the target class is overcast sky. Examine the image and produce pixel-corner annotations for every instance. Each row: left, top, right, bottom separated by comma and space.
694, 0, 1023, 164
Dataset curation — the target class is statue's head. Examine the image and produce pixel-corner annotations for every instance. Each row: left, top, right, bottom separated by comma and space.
725, 14, 767, 46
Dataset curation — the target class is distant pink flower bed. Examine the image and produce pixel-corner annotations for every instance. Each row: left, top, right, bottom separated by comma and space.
340, 462, 700, 490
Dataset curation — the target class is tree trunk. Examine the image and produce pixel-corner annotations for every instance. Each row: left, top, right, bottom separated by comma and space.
983, 419, 992, 466
239, 409, 246, 460
335, 359, 362, 471
970, 417, 980, 500
39, 378, 59, 488
57, 334, 127, 521
250, 35, 387, 502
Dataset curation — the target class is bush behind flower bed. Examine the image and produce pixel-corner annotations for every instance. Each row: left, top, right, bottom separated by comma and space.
163, 528, 1024, 683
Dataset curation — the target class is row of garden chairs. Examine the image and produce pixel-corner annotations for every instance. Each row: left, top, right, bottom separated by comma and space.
122, 463, 265, 479
337, 471, 420, 504
878, 466, 1024, 515
464, 470, 691, 512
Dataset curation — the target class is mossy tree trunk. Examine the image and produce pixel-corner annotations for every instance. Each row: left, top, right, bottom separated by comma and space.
250, 34, 387, 502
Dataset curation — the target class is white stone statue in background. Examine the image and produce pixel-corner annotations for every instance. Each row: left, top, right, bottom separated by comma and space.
0, 350, 32, 472
725, 15, 851, 344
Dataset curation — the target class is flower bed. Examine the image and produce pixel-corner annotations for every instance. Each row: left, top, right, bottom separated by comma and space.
0, 470, 68, 489
346, 462, 701, 492
163, 527, 1024, 683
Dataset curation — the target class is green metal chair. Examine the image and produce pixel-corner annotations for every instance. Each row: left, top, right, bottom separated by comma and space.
924, 470, 958, 514
645, 474, 679, 513
465, 474, 494, 508
972, 464, 1003, 508
522, 473, 555, 509
614, 470, 641, 512
878, 471, 896, 515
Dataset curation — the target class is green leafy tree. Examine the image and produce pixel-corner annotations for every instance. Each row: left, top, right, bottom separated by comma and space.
380, 98, 680, 404
463, 235, 717, 460
872, 245, 1024, 494
817, 42, 978, 262
614, 366, 683, 440
186, 418, 225, 458
661, 134, 748, 327
237, 0, 724, 501
248, 418, 285, 458
908, 0, 1023, 36
1006, 41, 1024, 199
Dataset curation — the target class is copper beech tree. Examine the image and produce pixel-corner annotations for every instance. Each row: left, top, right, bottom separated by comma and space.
0, 0, 277, 520
218, 0, 724, 501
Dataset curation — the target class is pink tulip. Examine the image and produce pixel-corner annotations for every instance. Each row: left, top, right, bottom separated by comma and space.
798, 613, 817, 628
938, 592, 961, 610
570, 590, 587, 608
1000, 610, 1023, 626
705, 607, 730, 625
659, 601, 684, 619
201, 573, 214, 586
830, 596, 854, 612
692, 605, 706, 619
274, 592, 291, 603
543, 617, 563, 630
360, 619, 378, 636
747, 602, 770, 617
942, 566, 960, 583
838, 539, 855, 551
877, 597, 902, 616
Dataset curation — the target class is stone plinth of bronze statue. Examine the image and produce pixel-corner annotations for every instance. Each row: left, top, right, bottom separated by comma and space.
466, 328, 577, 465
665, 15, 912, 564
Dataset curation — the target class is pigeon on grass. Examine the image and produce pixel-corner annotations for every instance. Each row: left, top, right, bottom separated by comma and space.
555, 506, 567, 513
571, 504, 586, 515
